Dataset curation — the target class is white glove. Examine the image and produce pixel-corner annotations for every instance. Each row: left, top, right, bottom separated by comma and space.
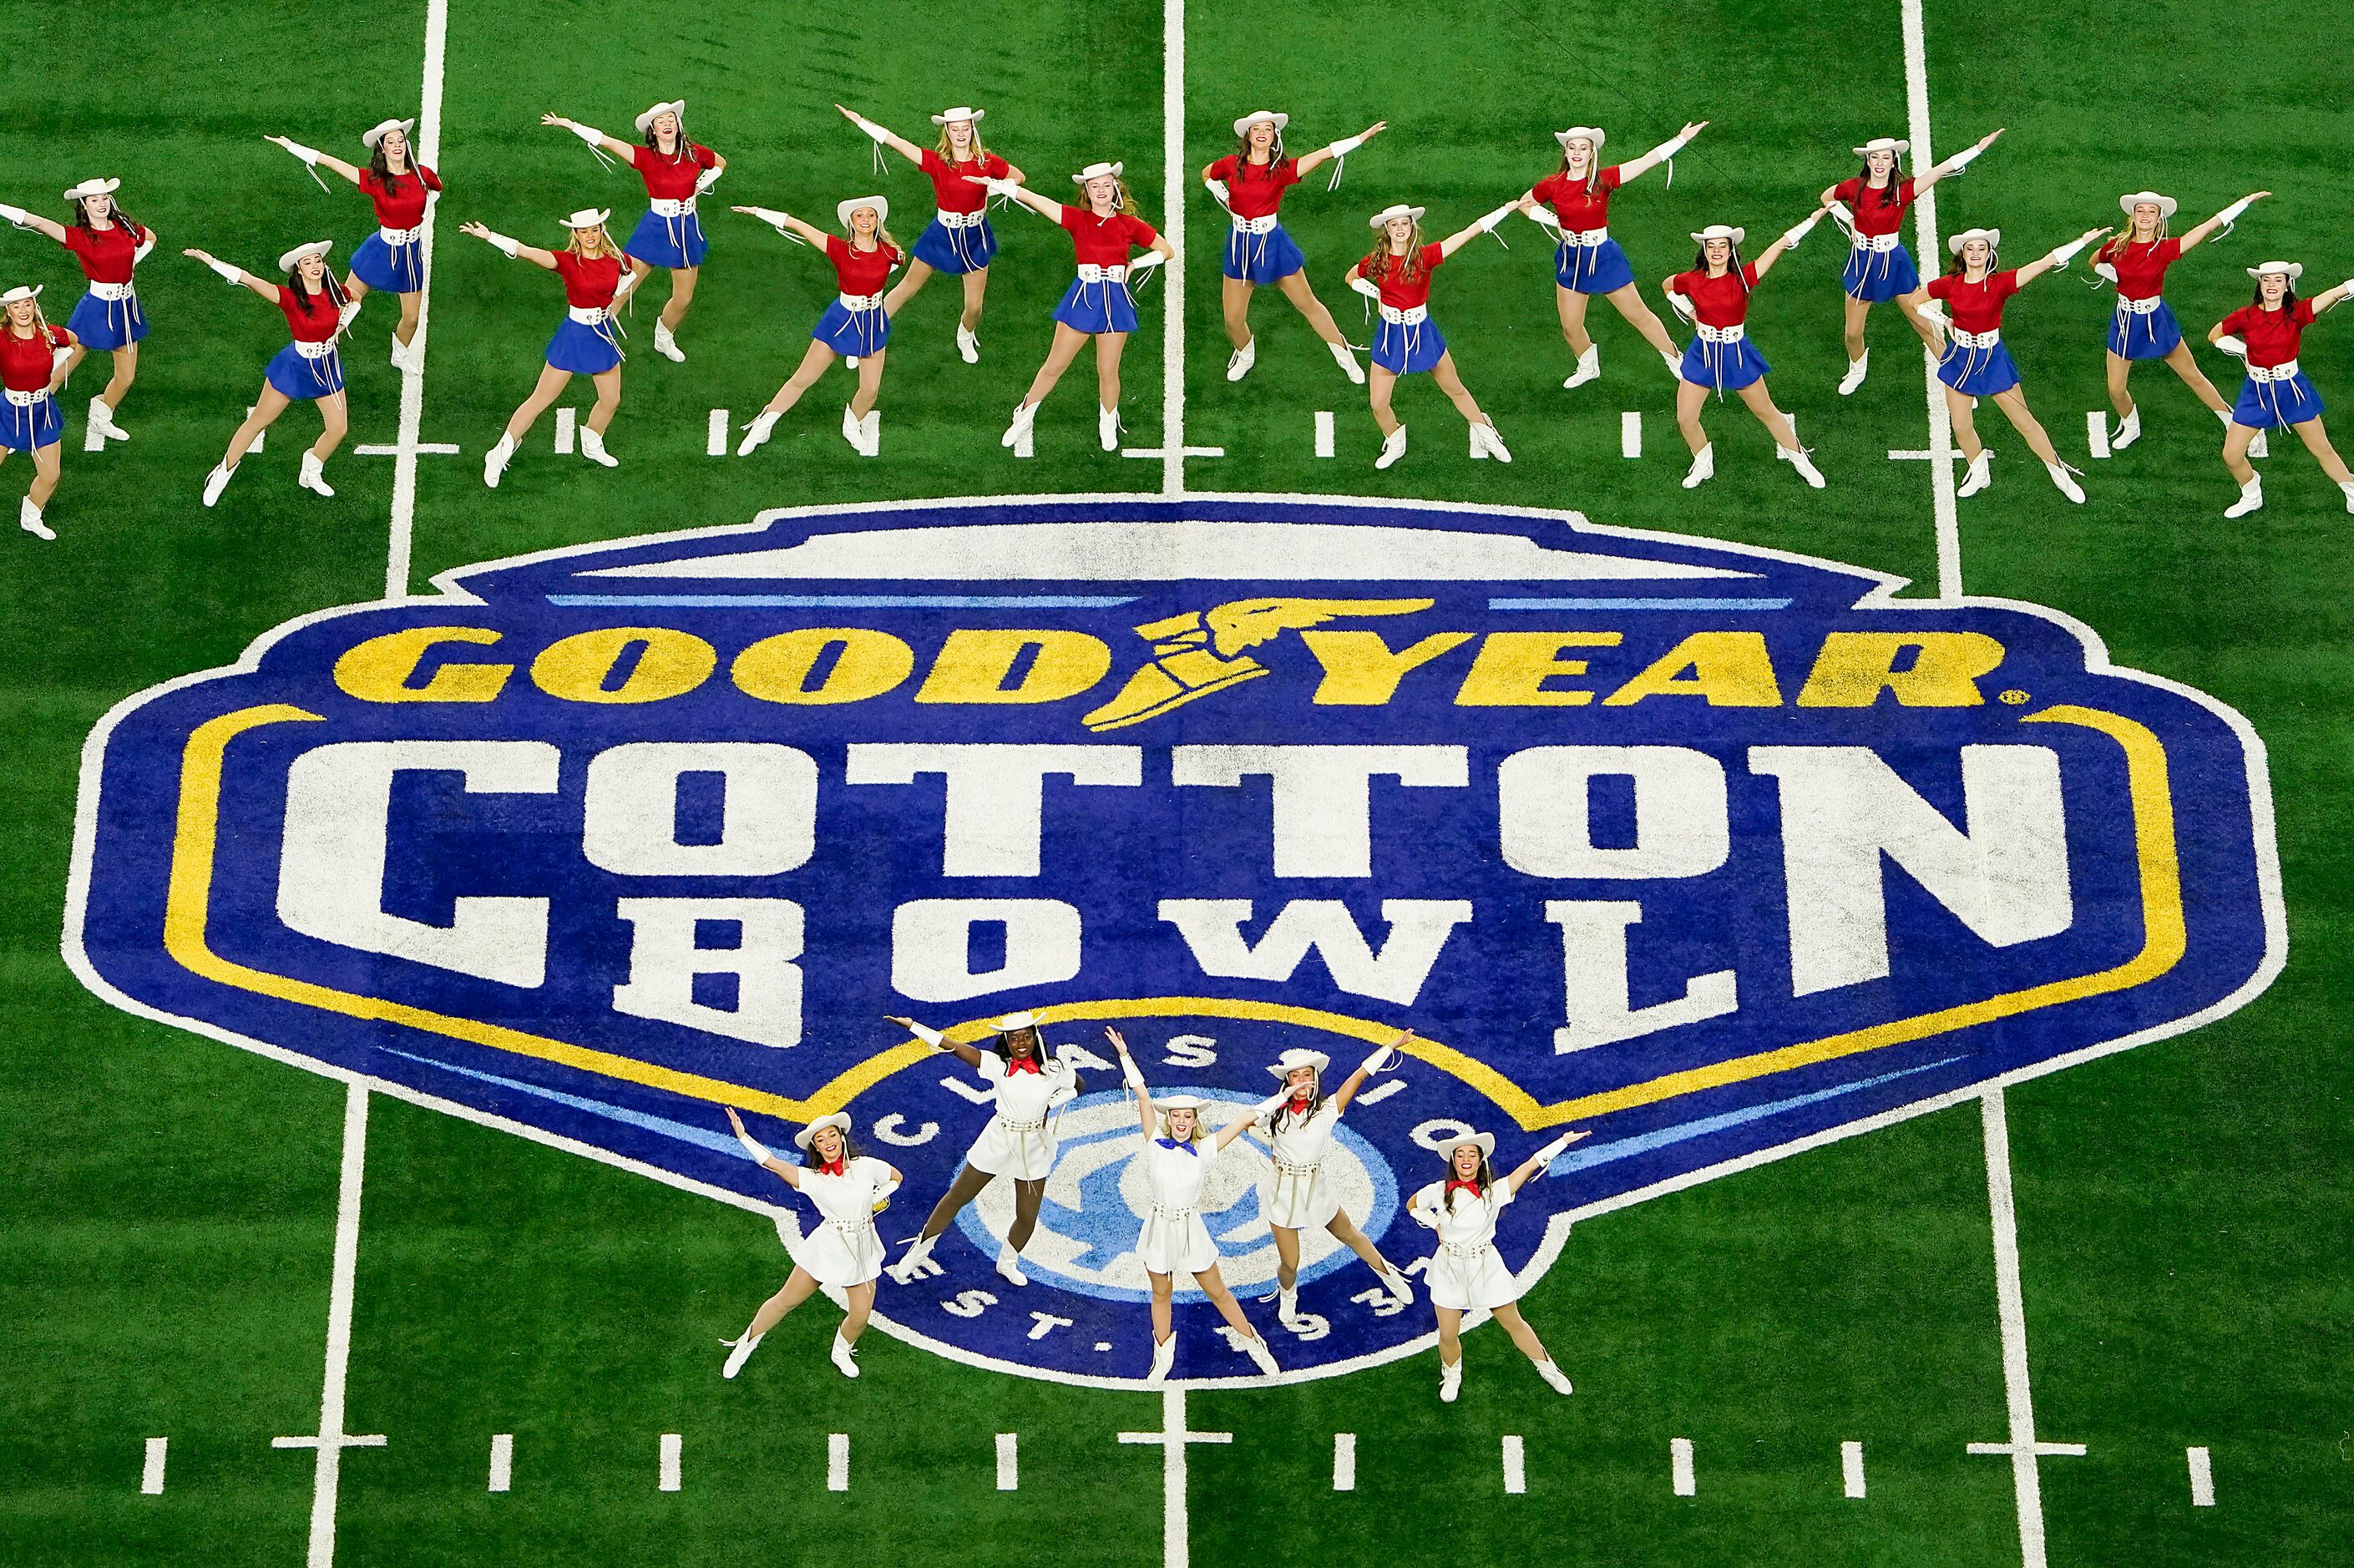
2045, 233, 2097, 269
1534, 1129, 1580, 1166
1524, 205, 1562, 231
1349, 274, 1381, 301
981, 177, 1021, 200
1475, 200, 1517, 235
278, 139, 323, 166
477, 228, 520, 258
906, 1020, 946, 1048
693, 164, 722, 195
1915, 299, 1952, 331
202, 255, 244, 285
2215, 195, 2255, 226
1666, 289, 1697, 322
1942, 141, 1987, 175
1825, 200, 1858, 240
1118, 1047, 1148, 1096
2215, 334, 2247, 357
334, 298, 362, 339
853, 114, 890, 145
610, 267, 644, 302
1359, 1042, 1395, 1075
1656, 129, 1693, 160
1252, 1090, 1290, 1121
741, 206, 792, 232
1203, 178, 1231, 208
1327, 134, 1364, 159
568, 120, 604, 149
1127, 250, 1164, 274
2093, 260, 2118, 284
1406, 1197, 1440, 1230
134, 230, 157, 265
49, 344, 72, 381
1779, 211, 1823, 250
0, 201, 27, 226
732, 1121, 774, 1164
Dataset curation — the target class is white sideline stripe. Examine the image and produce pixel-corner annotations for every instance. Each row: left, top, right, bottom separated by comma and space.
248, 408, 265, 454
2087, 410, 2111, 459
1671, 1437, 1696, 1495
488, 1434, 512, 1493
1117, 1388, 1232, 1568
383, 0, 447, 600
141, 1437, 167, 1495
1122, 446, 1223, 459
2187, 1445, 2215, 1506
1332, 1432, 1355, 1490
1622, 411, 1641, 458
1893, 448, 1994, 461
996, 1432, 1019, 1491
828, 1432, 849, 1492
1901, 0, 1962, 602
1314, 410, 1334, 458
1842, 1440, 1866, 1499
1159, 0, 1184, 498
554, 407, 576, 456
1501, 1435, 1526, 1494
658, 1433, 681, 1492
707, 408, 728, 457
354, 443, 459, 457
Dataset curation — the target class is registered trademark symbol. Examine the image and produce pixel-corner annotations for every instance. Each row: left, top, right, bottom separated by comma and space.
1999, 689, 2030, 705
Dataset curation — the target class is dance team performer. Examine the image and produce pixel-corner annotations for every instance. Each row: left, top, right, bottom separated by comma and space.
2208, 260, 2354, 518
462, 207, 638, 485
1346, 197, 1521, 469
180, 239, 351, 507
720, 1108, 901, 1381
1248, 1039, 1417, 1323
838, 103, 1022, 362
0, 285, 74, 539
1205, 109, 1385, 384
266, 118, 441, 370
733, 195, 899, 457
1410, 1125, 1586, 1403
0, 177, 154, 443
1520, 120, 1705, 389
2095, 188, 2266, 450
543, 99, 724, 362
1819, 127, 2002, 394
1663, 211, 1831, 489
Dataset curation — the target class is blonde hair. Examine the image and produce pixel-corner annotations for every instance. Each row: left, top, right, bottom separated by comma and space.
934, 122, 990, 164
1365, 219, 1429, 285
1157, 1107, 1209, 1145
4, 293, 50, 338
568, 225, 617, 260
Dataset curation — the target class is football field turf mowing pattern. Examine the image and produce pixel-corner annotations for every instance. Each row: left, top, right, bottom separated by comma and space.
2, 0, 2347, 1564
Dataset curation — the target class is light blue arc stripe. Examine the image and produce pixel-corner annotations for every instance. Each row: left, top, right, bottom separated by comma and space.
382, 1049, 755, 1160
1547, 1056, 1967, 1176
546, 594, 1142, 609
1487, 596, 1793, 611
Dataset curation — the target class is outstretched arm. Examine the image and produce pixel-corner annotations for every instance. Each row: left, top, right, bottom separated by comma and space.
458, 220, 559, 271
1617, 120, 1706, 184
0, 202, 68, 245
1329, 1029, 1410, 1115
837, 104, 929, 165
981, 178, 1063, 221
1436, 199, 1520, 259
725, 1106, 802, 1187
266, 135, 363, 186
1106, 1028, 1157, 1141
2312, 277, 2354, 314
541, 113, 636, 163
1749, 206, 1831, 282
1216, 1091, 1290, 1151
884, 1014, 987, 1072
180, 248, 285, 301
733, 206, 829, 249
1295, 119, 1386, 179
2012, 225, 2110, 287
1913, 127, 2002, 195
1504, 1128, 1590, 1196
2179, 190, 2269, 253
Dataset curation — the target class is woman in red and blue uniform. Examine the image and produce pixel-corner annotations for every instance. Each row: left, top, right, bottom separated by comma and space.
1344, 198, 1519, 470
1662, 215, 1829, 490
732, 195, 901, 458
2207, 260, 2354, 518
1520, 122, 1702, 390
2095, 189, 2266, 452
1820, 129, 2001, 393
463, 208, 639, 486
987, 160, 1174, 453
266, 119, 441, 371
543, 100, 726, 362
1922, 224, 2108, 503
0, 177, 154, 444
181, 239, 352, 508
838, 104, 1023, 363
0, 285, 73, 539
1204, 109, 1385, 385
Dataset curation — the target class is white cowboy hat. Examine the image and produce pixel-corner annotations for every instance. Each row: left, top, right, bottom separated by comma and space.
1367, 203, 1425, 229
1266, 1049, 1331, 1083
62, 178, 120, 203
1948, 226, 2001, 255
1233, 109, 1289, 137
559, 207, 612, 230
361, 118, 415, 149
1690, 224, 1746, 245
837, 195, 889, 230
276, 240, 334, 272
1852, 137, 1909, 159
1156, 1094, 1209, 1113
1072, 160, 1124, 185
930, 106, 985, 125
2119, 190, 2178, 220
2246, 260, 2303, 281
793, 1110, 853, 1151
990, 1012, 1042, 1034
0, 285, 42, 305
1439, 1130, 1498, 1160
1553, 126, 1606, 151
634, 99, 686, 134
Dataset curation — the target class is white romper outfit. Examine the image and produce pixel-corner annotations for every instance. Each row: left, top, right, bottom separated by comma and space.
1411, 1179, 1521, 1312
1134, 1136, 1221, 1276
1258, 1100, 1344, 1230
783, 1154, 894, 1288
964, 1054, 1080, 1181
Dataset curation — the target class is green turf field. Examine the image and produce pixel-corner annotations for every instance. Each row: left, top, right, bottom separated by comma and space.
3, 1, 2348, 1564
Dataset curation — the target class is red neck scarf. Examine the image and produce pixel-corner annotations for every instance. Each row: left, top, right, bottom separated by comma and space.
1445, 1178, 1483, 1199
1005, 1055, 1043, 1075
1288, 1093, 1314, 1115
816, 1156, 847, 1177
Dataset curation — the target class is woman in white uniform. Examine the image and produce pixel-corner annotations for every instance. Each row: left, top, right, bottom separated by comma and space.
1408, 1126, 1586, 1403
719, 1108, 901, 1382
1106, 1027, 1288, 1382
883, 1011, 1081, 1286
1250, 1039, 1417, 1323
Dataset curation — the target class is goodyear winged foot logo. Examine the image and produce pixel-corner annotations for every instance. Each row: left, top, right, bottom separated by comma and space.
65, 496, 2281, 1387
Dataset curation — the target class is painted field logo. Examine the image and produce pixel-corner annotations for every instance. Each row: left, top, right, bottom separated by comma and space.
65, 496, 2281, 1386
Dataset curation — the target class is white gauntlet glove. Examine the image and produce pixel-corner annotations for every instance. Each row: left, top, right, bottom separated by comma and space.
1941, 142, 1987, 175
1475, 200, 1517, 235
1204, 178, 1231, 209
477, 228, 520, 258
1779, 211, 1823, 250
0, 201, 28, 227
134, 230, 157, 265
278, 139, 323, 166
2045, 234, 2096, 270
567, 120, 604, 150
693, 164, 722, 195
2093, 260, 2118, 283
2215, 334, 2247, 357
202, 255, 244, 285
732, 1121, 774, 1164
853, 114, 890, 145
1825, 200, 1859, 240
1915, 298, 1952, 331
1327, 134, 1365, 159
907, 1020, 946, 1048
1252, 1090, 1290, 1121
1349, 274, 1381, 301
2215, 195, 2255, 227
1666, 289, 1697, 322
1127, 250, 1164, 274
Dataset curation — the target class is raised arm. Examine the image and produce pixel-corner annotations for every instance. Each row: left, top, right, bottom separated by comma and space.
180, 248, 285, 301
837, 104, 928, 165
732, 205, 829, 249
1504, 1128, 1589, 1196
1912, 127, 2002, 196
0, 202, 68, 245
725, 1106, 802, 1188
1329, 1030, 1410, 1115
1617, 120, 1706, 184
1749, 206, 1831, 282
1216, 1090, 1290, 1152
1106, 1028, 1157, 1141
2179, 191, 2268, 253
457, 220, 559, 271
266, 135, 362, 186
884, 1013, 987, 1072
541, 113, 635, 163
981, 178, 1063, 221
1294, 119, 1386, 179
2311, 277, 2354, 314
1436, 199, 1520, 259
2011, 225, 2109, 288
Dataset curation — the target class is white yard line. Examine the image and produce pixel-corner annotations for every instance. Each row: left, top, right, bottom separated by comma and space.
827, 1432, 850, 1492
1900, 0, 1962, 603
1671, 1436, 1696, 1496
658, 1432, 681, 1492
1118, 1388, 1232, 1568
1501, 1434, 1526, 1494
2186, 1446, 2215, 1507
140, 1437, 168, 1495
1842, 1439, 1867, 1499
488, 1433, 513, 1493
1622, 411, 1642, 458
383, 0, 448, 600
996, 1432, 1020, 1490
1332, 1431, 1355, 1490
1159, 0, 1186, 498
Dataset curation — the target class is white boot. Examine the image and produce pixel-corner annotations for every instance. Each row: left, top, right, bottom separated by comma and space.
483, 432, 516, 488
1839, 351, 1870, 396
1439, 1358, 1462, 1404
1662, 348, 1684, 377
1378, 1265, 1415, 1308
298, 450, 335, 497
885, 1232, 938, 1284
2223, 475, 2265, 518
995, 1245, 1028, 1287
1374, 425, 1408, 470
1957, 451, 1992, 497
1471, 421, 1513, 463
737, 410, 779, 458
1147, 1333, 1177, 1383
721, 1331, 763, 1379
2340, 478, 2354, 513
1681, 443, 1714, 488
1242, 1331, 1280, 1377
1784, 446, 1826, 488
829, 1332, 861, 1379
202, 461, 237, 508
579, 427, 618, 468
19, 496, 53, 540
843, 355, 860, 371
2111, 407, 2142, 451
859, 409, 879, 457
1000, 399, 1038, 448
652, 321, 686, 363
2217, 405, 2269, 458
956, 323, 980, 364
89, 395, 127, 442
1562, 343, 1600, 390
1226, 336, 1256, 382
1097, 403, 1121, 452
1534, 1358, 1574, 1395
1329, 337, 1365, 385
841, 404, 863, 453
2045, 459, 2086, 504
1274, 1286, 1300, 1324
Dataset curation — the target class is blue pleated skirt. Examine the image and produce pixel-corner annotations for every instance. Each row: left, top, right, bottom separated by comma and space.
911, 216, 998, 274
544, 316, 622, 374
0, 394, 62, 450
1937, 340, 2021, 397
351, 230, 426, 293
265, 344, 345, 400
1053, 275, 1139, 335
1679, 336, 1770, 392
1223, 222, 1306, 284
625, 207, 708, 269
813, 300, 891, 357
67, 289, 147, 349
1369, 314, 1446, 374
1841, 243, 1921, 302
1554, 236, 1636, 294
2107, 301, 2184, 361
2231, 371, 2324, 430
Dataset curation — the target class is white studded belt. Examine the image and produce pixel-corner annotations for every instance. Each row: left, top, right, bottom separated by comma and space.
3, 387, 47, 407
379, 224, 424, 245
1076, 263, 1129, 282
292, 338, 337, 359
2115, 294, 2165, 315
648, 196, 696, 217
1440, 1240, 1492, 1259
995, 1115, 1047, 1133
1150, 1204, 1197, 1222
2247, 358, 2302, 382
1695, 321, 1747, 344
1230, 213, 1281, 235
1557, 225, 1610, 247
88, 281, 137, 301
1853, 233, 1903, 252
567, 305, 610, 326
1378, 302, 1429, 326
1949, 326, 2002, 349
838, 290, 884, 311
1272, 1160, 1322, 1179
937, 209, 989, 229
